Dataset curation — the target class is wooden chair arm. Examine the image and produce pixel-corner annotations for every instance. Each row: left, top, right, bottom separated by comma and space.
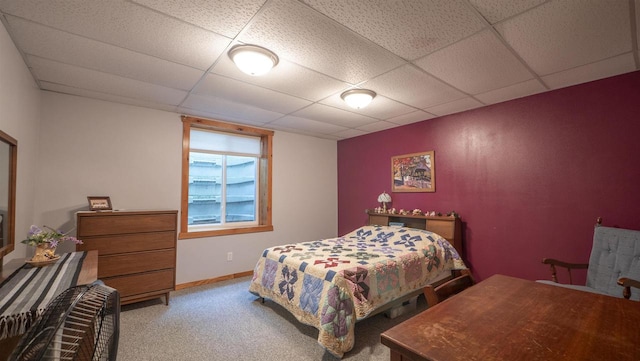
424, 269, 474, 307
541, 258, 588, 284
617, 277, 640, 300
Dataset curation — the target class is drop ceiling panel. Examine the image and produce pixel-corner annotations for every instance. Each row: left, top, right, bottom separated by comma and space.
415, 29, 533, 94
332, 128, 368, 139
0, 0, 230, 70
474, 79, 546, 105
131, 0, 265, 38
541, 53, 638, 90
179, 107, 269, 127
6, 16, 204, 91
194, 73, 311, 114
496, 0, 632, 75
41, 82, 179, 113
387, 110, 436, 126
181, 93, 283, 124
301, 0, 487, 60
364, 64, 467, 109
29, 56, 188, 105
237, 0, 405, 84
211, 54, 350, 102
291, 103, 378, 128
424, 97, 484, 117
320, 93, 418, 120
468, 0, 545, 24
270, 115, 348, 134
357, 121, 400, 133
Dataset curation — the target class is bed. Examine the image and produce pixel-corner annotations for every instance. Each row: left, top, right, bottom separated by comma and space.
248, 224, 467, 357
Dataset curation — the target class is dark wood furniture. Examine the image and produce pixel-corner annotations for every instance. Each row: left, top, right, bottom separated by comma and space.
618, 277, 640, 300
381, 274, 640, 361
542, 218, 603, 284
77, 210, 178, 305
367, 211, 462, 254
422, 268, 474, 307
0, 250, 98, 361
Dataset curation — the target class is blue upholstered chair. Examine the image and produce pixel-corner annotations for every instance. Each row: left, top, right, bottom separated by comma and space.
540, 218, 640, 301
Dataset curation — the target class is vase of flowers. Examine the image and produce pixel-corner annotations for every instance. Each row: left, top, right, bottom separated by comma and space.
22, 225, 83, 263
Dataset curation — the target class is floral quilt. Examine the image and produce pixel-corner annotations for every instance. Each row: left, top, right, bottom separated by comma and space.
248, 225, 466, 357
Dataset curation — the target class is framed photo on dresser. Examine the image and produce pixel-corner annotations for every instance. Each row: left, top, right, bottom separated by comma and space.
87, 196, 112, 211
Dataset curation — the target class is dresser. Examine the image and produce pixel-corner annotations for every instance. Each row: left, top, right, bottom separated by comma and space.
76, 210, 177, 305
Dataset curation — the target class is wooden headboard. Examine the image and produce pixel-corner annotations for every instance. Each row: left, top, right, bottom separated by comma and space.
367, 211, 462, 255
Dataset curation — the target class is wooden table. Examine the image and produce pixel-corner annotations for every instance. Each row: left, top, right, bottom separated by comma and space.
381, 274, 640, 361
1, 250, 97, 284
0, 250, 98, 360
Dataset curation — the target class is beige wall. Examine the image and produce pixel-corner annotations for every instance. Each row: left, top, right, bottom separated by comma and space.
1, 18, 338, 284
0, 20, 42, 263
37, 92, 338, 284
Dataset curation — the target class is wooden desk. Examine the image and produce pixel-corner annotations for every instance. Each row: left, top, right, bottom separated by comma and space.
381, 274, 640, 361
1, 250, 97, 284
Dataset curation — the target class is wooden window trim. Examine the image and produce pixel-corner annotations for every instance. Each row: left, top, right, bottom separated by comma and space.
179, 116, 273, 239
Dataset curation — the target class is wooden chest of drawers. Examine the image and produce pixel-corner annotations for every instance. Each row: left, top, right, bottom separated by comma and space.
76, 210, 178, 305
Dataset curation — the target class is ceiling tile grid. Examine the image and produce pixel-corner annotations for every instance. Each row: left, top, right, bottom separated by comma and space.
210, 54, 351, 102
0, 0, 638, 140
495, 0, 633, 76
237, 0, 405, 84
193, 73, 312, 114
28, 55, 189, 106
179, 93, 283, 125
414, 29, 534, 95
5, 16, 205, 91
301, 0, 488, 60
131, 0, 265, 38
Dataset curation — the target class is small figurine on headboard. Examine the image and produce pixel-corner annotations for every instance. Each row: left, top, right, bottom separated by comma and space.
447, 211, 459, 218
412, 208, 422, 216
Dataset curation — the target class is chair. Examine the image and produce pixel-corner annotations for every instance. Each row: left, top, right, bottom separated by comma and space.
618, 277, 640, 300
541, 218, 640, 301
423, 269, 474, 307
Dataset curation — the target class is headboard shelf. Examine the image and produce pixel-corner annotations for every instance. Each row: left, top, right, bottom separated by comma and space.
367, 211, 462, 255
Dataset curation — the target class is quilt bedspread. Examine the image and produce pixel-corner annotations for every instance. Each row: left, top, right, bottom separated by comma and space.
248, 225, 466, 357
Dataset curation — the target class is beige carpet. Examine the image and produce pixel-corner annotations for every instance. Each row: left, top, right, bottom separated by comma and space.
117, 276, 428, 360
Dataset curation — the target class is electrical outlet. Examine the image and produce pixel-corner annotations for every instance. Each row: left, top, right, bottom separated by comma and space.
227, 252, 233, 261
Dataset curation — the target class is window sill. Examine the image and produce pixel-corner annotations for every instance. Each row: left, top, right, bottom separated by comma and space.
178, 224, 273, 239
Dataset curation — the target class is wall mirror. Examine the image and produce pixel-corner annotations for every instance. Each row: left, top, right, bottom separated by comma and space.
0, 129, 17, 260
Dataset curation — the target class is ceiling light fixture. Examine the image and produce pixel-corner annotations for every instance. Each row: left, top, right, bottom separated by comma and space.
340, 89, 376, 109
228, 44, 279, 76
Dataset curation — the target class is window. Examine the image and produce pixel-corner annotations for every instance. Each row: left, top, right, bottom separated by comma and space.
180, 116, 273, 239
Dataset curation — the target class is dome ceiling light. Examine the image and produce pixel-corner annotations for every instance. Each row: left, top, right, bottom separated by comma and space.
228, 44, 279, 76
340, 89, 376, 109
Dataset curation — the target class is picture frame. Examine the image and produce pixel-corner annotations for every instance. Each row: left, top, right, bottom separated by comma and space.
87, 196, 112, 211
391, 151, 435, 193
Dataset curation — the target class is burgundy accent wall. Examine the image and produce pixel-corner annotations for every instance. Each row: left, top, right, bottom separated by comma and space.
338, 71, 640, 284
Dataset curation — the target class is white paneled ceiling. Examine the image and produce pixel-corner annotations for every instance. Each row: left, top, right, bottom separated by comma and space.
1, 0, 638, 140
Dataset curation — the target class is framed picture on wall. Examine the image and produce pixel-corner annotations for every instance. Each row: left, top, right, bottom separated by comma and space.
87, 196, 112, 211
391, 151, 435, 192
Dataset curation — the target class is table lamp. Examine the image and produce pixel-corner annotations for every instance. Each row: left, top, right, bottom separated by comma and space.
377, 191, 392, 213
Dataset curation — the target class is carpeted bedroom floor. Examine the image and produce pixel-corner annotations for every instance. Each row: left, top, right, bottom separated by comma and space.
118, 276, 429, 360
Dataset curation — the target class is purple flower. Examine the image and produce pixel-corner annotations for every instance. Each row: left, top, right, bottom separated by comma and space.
21, 225, 83, 247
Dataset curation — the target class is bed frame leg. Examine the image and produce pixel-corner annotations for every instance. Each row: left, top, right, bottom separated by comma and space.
260, 297, 265, 304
